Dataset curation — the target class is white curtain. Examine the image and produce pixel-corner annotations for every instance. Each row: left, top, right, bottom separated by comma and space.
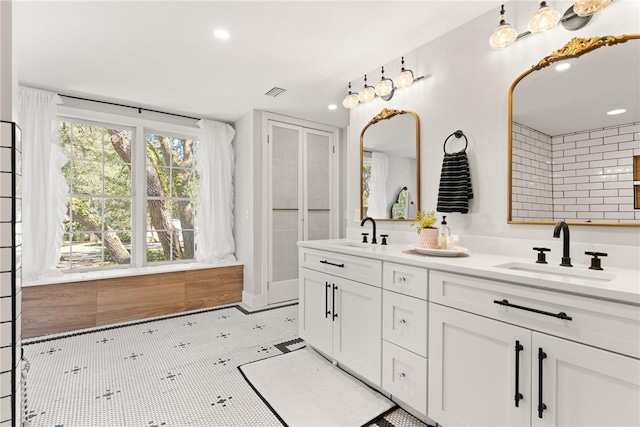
367, 152, 389, 218
18, 86, 67, 280
195, 119, 236, 262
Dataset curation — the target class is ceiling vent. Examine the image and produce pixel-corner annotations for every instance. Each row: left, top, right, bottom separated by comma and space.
264, 87, 287, 97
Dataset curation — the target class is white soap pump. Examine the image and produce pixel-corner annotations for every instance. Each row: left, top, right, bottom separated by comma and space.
438, 216, 451, 250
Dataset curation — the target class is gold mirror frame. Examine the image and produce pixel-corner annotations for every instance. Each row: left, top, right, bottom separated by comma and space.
507, 34, 640, 227
360, 108, 421, 221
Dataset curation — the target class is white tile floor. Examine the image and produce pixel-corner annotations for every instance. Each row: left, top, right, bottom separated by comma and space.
22, 303, 428, 427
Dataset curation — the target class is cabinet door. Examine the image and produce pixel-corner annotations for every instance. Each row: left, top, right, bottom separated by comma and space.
532, 332, 640, 427
333, 277, 382, 386
429, 304, 531, 427
298, 268, 333, 357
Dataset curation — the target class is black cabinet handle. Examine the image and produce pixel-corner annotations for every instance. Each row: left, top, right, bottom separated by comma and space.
320, 260, 345, 268
538, 348, 547, 419
494, 299, 572, 321
332, 284, 338, 321
515, 340, 524, 407
325, 282, 331, 319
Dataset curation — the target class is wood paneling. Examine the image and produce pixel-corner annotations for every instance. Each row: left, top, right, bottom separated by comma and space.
22, 266, 243, 338
22, 282, 97, 338
96, 272, 185, 326
185, 266, 243, 310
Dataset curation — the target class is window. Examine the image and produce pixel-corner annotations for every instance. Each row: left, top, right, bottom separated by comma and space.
58, 121, 199, 271
59, 122, 133, 270
145, 133, 199, 263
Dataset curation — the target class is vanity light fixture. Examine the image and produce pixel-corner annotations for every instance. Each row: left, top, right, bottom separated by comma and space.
375, 67, 394, 99
342, 82, 360, 109
395, 57, 415, 89
573, 0, 612, 16
489, 5, 518, 49
607, 109, 626, 115
358, 75, 376, 103
528, 0, 561, 34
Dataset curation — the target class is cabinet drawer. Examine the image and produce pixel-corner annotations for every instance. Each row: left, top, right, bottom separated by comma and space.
383, 262, 428, 300
299, 248, 382, 287
430, 271, 640, 359
382, 340, 427, 416
383, 291, 428, 357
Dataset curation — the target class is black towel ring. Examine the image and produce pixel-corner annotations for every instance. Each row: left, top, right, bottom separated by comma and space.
443, 130, 468, 154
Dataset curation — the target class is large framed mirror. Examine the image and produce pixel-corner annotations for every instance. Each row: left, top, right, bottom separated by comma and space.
508, 34, 640, 226
360, 108, 420, 220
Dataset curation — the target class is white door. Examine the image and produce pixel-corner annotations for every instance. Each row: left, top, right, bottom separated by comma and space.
332, 277, 382, 386
267, 121, 335, 304
532, 332, 640, 427
298, 268, 333, 357
429, 304, 531, 427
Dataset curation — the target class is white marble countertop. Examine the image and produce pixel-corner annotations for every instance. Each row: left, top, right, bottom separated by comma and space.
298, 239, 640, 306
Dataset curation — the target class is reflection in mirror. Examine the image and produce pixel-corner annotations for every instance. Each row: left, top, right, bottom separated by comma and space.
360, 109, 420, 220
509, 34, 640, 226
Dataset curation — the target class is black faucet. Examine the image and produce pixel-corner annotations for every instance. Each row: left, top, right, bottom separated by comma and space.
553, 221, 572, 267
360, 217, 377, 244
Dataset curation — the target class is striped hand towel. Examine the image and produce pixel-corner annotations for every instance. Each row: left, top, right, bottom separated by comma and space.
437, 151, 473, 213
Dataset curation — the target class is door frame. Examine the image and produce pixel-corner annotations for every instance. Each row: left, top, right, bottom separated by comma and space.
260, 112, 340, 305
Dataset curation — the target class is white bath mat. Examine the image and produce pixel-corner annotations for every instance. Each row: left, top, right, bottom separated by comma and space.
239, 347, 394, 427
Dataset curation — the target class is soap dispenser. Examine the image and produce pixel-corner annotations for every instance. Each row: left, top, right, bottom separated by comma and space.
438, 216, 450, 250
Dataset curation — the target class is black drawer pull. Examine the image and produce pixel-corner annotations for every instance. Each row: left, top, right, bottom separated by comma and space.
493, 299, 572, 321
325, 282, 331, 319
538, 348, 547, 418
320, 260, 345, 268
514, 340, 524, 407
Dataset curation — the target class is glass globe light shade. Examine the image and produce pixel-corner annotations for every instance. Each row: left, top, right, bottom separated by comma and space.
375, 78, 394, 97
358, 86, 376, 103
489, 23, 518, 49
395, 69, 414, 89
573, 0, 611, 16
342, 93, 359, 109
528, 3, 561, 33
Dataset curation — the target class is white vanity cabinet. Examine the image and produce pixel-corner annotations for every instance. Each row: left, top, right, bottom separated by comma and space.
381, 262, 429, 416
298, 248, 383, 385
429, 271, 640, 427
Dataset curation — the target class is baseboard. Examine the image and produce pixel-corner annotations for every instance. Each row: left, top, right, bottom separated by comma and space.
242, 291, 268, 308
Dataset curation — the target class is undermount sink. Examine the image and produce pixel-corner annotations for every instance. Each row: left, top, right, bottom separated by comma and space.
332, 241, 375, 249
495, 262, 616, 283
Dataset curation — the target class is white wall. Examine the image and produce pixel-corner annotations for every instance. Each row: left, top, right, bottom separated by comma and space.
233, 109, 266, 307
347, 1, 640, 251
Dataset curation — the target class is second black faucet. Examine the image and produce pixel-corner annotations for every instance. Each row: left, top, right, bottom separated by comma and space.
361, 217, 377, 244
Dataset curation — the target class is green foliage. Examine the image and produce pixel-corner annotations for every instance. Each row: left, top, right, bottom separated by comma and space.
59, 123, 199, 270
411, 210, 437, 233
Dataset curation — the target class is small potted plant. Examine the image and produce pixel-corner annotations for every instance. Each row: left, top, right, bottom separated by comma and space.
411, 210, 438, 248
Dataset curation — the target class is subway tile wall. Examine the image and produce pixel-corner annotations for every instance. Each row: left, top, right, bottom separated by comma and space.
0, 121, 21, 426
512, 123, 553, 221
552, 122, 639, 223
512, 122, 640, 223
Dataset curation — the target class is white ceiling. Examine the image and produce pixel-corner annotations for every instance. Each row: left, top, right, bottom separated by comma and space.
13, 1, 500, 128
513, 37, 640, 136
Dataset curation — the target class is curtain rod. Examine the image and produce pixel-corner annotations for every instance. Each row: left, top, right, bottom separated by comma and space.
58, 93, 201, 121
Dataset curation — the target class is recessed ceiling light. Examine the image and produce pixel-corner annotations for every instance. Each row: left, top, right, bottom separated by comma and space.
607, 109, 626, 115
214, 29, 230, 40
328, 104, 337, 110
555, 63, 571, 71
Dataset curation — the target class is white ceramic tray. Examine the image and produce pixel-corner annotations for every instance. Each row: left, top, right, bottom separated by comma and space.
410, 245, 468, 257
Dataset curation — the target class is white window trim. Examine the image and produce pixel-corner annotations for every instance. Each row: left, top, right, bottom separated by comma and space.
57, 104, 202, 272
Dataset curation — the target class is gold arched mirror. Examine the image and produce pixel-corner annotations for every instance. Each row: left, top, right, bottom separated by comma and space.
360, 108, 420, 220
508, 34, 640, 226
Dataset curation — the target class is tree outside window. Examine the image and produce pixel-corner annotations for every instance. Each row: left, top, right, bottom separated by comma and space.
58, 121, 199, 270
